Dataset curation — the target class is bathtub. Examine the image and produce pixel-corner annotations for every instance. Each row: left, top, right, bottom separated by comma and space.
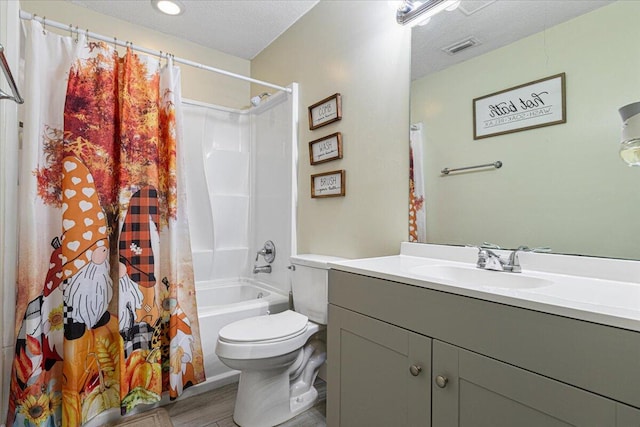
194, 278, 289, 392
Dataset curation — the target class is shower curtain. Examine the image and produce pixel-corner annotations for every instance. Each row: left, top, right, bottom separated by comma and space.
409, 123, 426, 242
7, 21, 205, 427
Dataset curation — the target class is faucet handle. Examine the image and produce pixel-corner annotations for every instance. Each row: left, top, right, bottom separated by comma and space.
481, 242, 503, 250
255, 240, 276, 263
529, 246, 551, 253
515, 245, 551, 253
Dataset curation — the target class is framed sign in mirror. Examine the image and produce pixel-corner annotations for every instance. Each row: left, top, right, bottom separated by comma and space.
311, 170, 345, 198
473, 73, 566, 140
308, 93, 342, 130
309, 132, 343, 165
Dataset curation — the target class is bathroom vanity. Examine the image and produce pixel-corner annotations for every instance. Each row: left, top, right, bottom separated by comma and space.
326, 244, 640, 426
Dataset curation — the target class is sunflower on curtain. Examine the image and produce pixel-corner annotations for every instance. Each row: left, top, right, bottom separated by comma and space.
7, 21, 204, 427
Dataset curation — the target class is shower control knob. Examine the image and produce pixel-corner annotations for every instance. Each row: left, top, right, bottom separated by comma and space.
409, 365, 422, 376
435, 375, 449, 388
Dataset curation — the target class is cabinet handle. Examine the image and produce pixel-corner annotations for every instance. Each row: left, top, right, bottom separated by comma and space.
435, 375, 448, 388
409, 365, 422, 376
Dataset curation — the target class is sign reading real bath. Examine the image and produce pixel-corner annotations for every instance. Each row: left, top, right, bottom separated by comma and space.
473, 73, 566, 140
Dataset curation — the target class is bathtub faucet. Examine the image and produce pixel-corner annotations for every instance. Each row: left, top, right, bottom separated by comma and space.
255, 240, 276, 263
254, 240, 275, 274
253, 264, 272, 274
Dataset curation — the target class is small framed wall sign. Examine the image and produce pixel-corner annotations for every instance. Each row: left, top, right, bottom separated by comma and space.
308, 93, 342, 130
311, 170, 345, 198
309, 132, 343, 165
473, 73, 566, 139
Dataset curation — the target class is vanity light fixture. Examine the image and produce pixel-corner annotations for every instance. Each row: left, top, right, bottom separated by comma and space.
397, 0, 461, 26
151, 0, 185, 16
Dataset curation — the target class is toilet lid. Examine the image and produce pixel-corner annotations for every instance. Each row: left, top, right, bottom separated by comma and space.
218, 310, 309, 343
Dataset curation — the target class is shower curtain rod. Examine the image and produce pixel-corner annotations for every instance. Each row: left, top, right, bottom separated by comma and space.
19, 10, 293, 94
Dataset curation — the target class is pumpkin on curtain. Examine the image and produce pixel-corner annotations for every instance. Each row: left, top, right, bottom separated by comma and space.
7, 21, 204, 427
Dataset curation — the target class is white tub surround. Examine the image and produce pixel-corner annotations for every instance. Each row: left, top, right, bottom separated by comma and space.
329, 242, 640, 332
182, 85, 298, 296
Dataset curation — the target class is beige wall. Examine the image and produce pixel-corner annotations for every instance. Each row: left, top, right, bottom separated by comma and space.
252, 1, 412, 259
20, 0, 251, 108
411, 1, 640, 260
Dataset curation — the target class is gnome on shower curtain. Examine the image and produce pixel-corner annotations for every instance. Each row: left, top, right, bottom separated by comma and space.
59, 156, 114, 340
13, 237, 66, 375
118, 185, 161, 357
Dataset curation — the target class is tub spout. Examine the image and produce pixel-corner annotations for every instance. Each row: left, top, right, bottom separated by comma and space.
253, 264, 272, 274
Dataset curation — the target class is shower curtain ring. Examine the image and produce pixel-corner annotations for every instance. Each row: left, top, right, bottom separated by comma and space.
86, 29, 90, 43
42, 16, 47, 34
113, 37, 117, 51
75, 25, 79, 44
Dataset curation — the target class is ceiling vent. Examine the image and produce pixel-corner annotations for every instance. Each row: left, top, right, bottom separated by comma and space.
458, 0, 496, 16
442, 37, 481, 55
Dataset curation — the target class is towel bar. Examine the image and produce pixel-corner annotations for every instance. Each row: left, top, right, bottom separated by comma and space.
0, 44, 24, 104
441, 161, 502, 175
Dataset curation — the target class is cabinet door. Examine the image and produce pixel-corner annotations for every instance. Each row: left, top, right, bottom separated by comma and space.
432, 340, 617, 427
327, 305, 431, 427
617, 403, 640, 426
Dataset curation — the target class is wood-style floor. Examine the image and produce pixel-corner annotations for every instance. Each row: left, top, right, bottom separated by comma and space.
165, 380, 326, 427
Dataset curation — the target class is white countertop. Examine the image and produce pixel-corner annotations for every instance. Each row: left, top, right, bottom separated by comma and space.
329, 243, 640, 332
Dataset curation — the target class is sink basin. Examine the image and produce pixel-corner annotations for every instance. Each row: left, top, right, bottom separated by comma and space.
409, 265, 553, 290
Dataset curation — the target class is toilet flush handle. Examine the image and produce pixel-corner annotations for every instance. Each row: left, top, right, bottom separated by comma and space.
287, 265, 296, 271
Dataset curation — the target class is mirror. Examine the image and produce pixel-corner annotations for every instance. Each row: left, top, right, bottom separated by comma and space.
409, 0, 640, 260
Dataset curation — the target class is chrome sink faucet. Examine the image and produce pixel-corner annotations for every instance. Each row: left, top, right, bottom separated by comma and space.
506, 245, 551, 273
476, 248, 506, 271
474, 243, 551, 273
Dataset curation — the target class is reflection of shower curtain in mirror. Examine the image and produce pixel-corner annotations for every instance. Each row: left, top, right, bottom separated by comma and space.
7, 21, 204, 427
409, 123, 426, 242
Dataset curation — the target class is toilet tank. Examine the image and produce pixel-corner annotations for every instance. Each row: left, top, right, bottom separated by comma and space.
290, 254, 347, 324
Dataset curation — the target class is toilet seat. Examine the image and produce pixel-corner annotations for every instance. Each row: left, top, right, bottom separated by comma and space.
219, 310, 308, 343
215, 311, 322, 360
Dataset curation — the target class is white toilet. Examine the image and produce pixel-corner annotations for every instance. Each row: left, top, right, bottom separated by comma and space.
215, 254, 345, 427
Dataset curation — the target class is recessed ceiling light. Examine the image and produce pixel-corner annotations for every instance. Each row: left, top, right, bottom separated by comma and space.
151, 0, 185, 16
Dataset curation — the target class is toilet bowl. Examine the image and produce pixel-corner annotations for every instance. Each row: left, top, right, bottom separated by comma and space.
215, 254, 345, 427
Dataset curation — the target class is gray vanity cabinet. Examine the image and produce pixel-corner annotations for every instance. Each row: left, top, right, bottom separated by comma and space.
327, 270, 640, 427
327, 304, 431, 427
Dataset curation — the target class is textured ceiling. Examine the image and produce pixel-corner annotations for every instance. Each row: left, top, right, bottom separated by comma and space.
69, 0, 319, 60
411, 0, 613, 80
69, 0, 614, 79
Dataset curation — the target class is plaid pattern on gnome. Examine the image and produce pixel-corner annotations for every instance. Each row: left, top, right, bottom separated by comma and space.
119, 186, 160, 288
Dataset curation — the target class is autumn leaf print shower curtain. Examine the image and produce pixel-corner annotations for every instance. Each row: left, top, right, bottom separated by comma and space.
7, 21, 205, 426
